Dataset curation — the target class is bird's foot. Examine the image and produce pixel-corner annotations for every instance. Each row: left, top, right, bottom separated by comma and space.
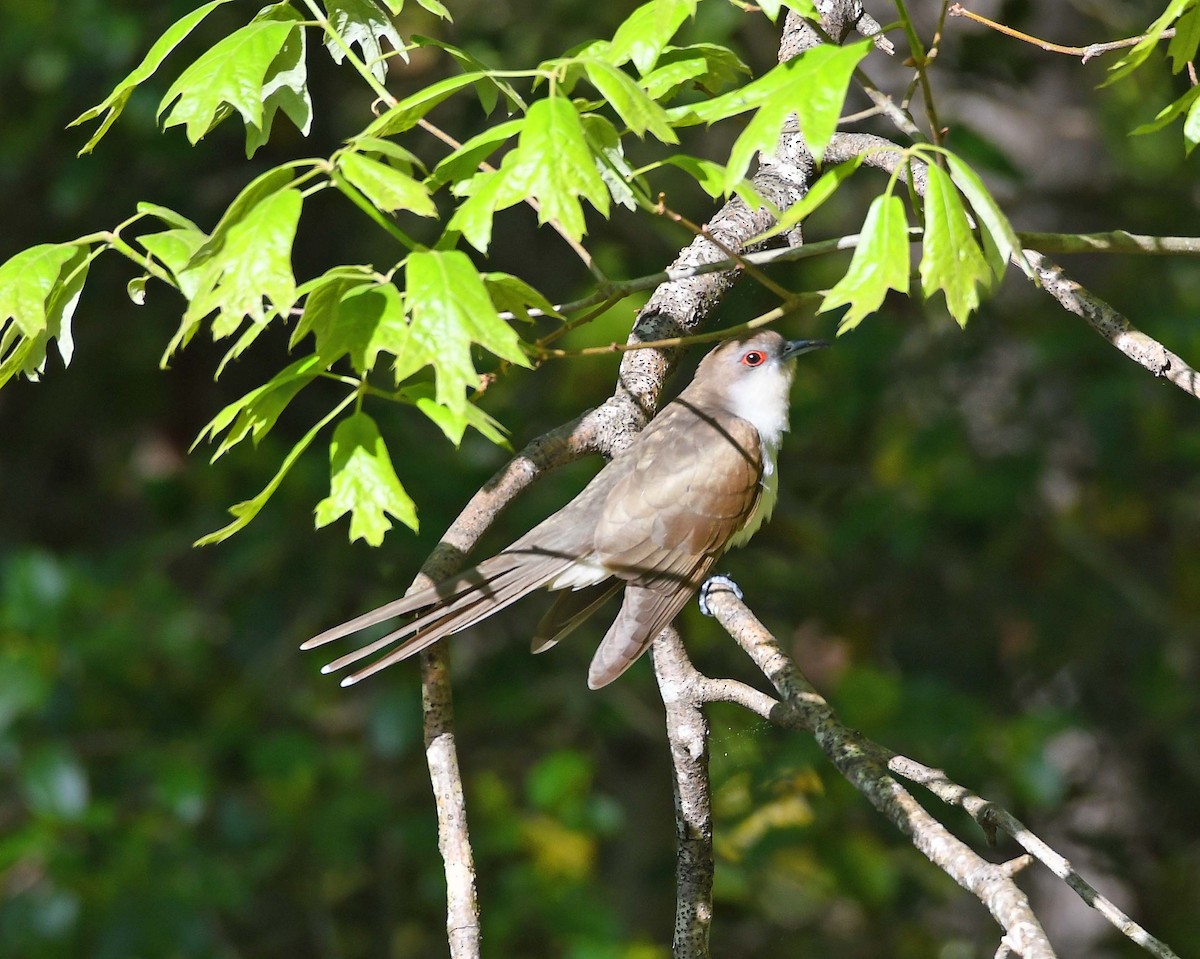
699, 574, 743, 617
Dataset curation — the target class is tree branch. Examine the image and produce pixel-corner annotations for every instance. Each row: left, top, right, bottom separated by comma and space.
699, 584, 1055, 959
651, 629, 715, 959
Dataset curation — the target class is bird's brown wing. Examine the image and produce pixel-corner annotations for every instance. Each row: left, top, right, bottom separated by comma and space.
586, 402, 763, 687
301, 443, 635, 684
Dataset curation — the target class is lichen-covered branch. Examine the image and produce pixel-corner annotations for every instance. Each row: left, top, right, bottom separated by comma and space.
651, 629, 715, 959
886, 755, 1182, 959
1023, 250, 1200, 400
701, 583, 1056, 959
698, 582, 1183, 959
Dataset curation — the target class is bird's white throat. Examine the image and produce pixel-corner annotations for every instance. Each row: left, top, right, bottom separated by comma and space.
723, 360, 795, 448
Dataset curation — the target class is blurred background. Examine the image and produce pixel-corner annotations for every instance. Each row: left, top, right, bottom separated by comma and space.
2, 1, 1198, 956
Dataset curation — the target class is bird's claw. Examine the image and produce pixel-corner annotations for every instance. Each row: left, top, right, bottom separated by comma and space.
699, 574, 742, 617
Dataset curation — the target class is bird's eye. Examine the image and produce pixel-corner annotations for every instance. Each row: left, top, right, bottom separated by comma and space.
740, 350, 765, 367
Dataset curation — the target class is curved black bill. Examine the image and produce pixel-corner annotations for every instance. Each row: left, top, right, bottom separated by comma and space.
782, 338, 831, 359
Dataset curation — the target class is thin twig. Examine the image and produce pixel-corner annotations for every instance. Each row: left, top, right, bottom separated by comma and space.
417, 117, 609, 285
699, 585, 1057, 959
887, 755, 1182, 959
948, 4, 1177, 63
535, 298, 822, 360
1023, 250, 1200, 400
894, 0, 947, 145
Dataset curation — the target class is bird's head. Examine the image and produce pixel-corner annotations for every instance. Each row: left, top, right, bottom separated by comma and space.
689, 331, 829, 443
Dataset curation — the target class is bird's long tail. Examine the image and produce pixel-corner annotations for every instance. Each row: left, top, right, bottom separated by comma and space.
302, 549, 577, 686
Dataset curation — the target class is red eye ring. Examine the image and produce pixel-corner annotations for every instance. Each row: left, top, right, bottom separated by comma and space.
740, 350, 765, 367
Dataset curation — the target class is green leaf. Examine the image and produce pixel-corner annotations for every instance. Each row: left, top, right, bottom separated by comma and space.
496, 96, 612, 241
663, 154, 728, 197
581, 59, 677, 141
193, 354, 321, 461
484, 272, 562, 321
0, 243, 90, 387
1106, 0, 1194, 85
245, 11, 313, 157
759, 0, 818, 21
581, 114, 638, 211
1185, 93, 1200, 153
920, 164, 993, 327
1131, 85, 1200, 137
323, 0, 405, 82
411, 388, 510, 447
400, 250, 531, 419
641, 43, 750, 101
819, 194, 910, 333
428, 119, 524, 189
753, 156, 864, 243
292, 270, 408, 374
1169, 5, 1200, 70
414, 0, 451, 18
188, 167, 297, 270
364, 72, 487, 137
159, 20, 298, 143
412, 36, 526, 114
338, 153, 437, 215
196, 394, 356, 546
720, 41, 869, 193
943, 152, 1025, 279
0, 244, 86, 338
136, 202, 200, 232
185, 188, 303, 340
607, 0, 697, 74
315, 412, 418, 543
353, 137, 426, 173
70, 0, 236, 154
445, 170, 507, 252
139, 228, 208, 300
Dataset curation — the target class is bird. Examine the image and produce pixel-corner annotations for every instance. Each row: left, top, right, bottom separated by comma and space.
303, 330, 828, 689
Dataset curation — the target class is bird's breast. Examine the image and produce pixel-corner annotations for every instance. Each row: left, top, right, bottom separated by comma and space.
724, 436, 779, 551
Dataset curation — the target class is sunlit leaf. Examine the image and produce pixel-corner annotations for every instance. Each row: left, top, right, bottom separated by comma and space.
641, 43, 750, 100
1168, 5, 1200, 71
363, 72, 487, 137
70, 0, 236, 154
819, 193, 910, 333
496, 96, 611, 241
428, 119, 523, 189
663, 154, 728, 197
484, 272, 562, 321
445, 170, 507, 252
718, 42, 869, 192
338, 153, 437, 215
920, 164, 993, 327
581, 59, 677, 141
0, 243, 90, 386
193, 354, 322, 461
185, 188, 303, 337
245, 12, 313, 157
582, 115, 638, 211
1105, 0, 1193, 85
315, 412, 418, 543
753, 156, 863, 243
399, 250, 531, 420
323, 0, 406, 81
159, 19, 298, 143
292, 270, 407, 374
414, 0, 451, 18
606, 0, 697, 74
943, 152, 1026, 279
196, 393, 355, 546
